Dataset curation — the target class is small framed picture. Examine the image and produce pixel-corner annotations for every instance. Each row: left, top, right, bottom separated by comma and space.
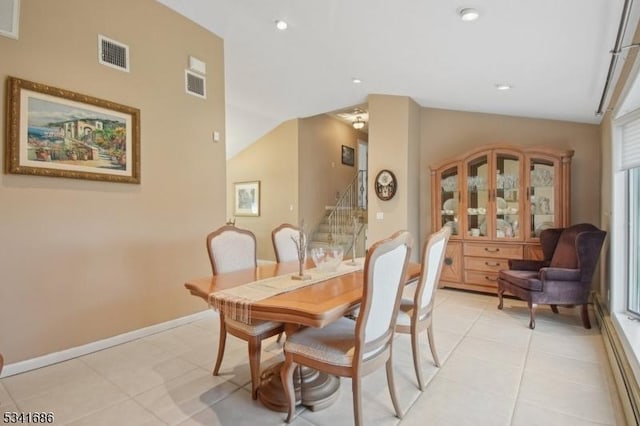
341, 145, 354, 166
234, 181, 260, 216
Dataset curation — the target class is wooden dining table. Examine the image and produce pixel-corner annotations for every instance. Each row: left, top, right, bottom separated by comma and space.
184, 259, 421, 412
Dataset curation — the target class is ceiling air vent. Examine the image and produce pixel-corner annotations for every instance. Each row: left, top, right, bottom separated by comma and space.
98, 34, 129, 72
185, 70, 206, 99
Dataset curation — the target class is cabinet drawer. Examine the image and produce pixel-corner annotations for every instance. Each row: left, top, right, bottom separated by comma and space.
465, 257, 509, 272
464, 270, 500, 287
463, 243, 523, 259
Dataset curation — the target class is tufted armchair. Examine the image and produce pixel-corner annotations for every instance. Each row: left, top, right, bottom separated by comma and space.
497, 223, 606, 329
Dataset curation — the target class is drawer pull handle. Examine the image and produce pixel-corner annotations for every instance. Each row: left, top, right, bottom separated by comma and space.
485, 276, 498, 281
485, 261, 501, 267
484, 248, 500, 253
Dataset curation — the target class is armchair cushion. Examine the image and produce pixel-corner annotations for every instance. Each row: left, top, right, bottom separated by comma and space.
508, 259, 549, 271
539, 267, 581, 282
498, 269, 542, 291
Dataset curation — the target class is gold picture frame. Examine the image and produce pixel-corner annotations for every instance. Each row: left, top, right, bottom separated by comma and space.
5, 76, 141, 183
234, 181, 260, 216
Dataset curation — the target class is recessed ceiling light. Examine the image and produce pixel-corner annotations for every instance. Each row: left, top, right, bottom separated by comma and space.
458, 8, 480, 21
352, 78, 362, 84
495, 83, 512, 91
275, 20, 288, 30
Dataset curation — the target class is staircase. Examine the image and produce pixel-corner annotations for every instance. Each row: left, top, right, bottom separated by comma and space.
309, 171, 368, 257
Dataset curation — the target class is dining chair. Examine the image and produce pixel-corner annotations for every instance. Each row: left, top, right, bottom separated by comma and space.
280, 230, 413, 425
271, 223, 304, 263
395, 226, 451, 390
271, 223, 304, 343
206, 224, 285, 399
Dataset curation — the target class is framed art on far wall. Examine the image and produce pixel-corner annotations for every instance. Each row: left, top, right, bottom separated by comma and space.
5, 76, 141, 183
0, 0, 20, 39
234, 181, 260, 216
341, 145, 354, 166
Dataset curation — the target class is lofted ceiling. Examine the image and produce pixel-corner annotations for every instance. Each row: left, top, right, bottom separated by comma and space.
157, 0, 639, 158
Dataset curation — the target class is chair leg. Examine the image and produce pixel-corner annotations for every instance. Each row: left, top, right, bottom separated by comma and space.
410, 327, 424, 391
581, 304, 592, 329
550, 304, 559, 314
497, 287, 504, 310
427, 324, 441, 368
280, 358, 297, 423
248, 337, 262, 400
528, 302, 537, 329
352, 374, 363, 426
386, 358, 403, 419
213, 316, 227, 376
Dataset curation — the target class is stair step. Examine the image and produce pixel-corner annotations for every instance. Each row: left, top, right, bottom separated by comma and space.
311, 232, 351, 243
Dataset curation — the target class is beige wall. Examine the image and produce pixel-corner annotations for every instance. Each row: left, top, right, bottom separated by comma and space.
227, 114, 362, 260
408, 98, 421, 257
227, 119, 299, 260
367, 95, 421, 258
420, 108, 602, 248
298, 114, 363, 233
0, 0, 226, 363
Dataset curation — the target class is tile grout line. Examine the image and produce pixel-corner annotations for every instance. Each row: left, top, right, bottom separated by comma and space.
398, 298, 488, 424
508, 323, 534, 426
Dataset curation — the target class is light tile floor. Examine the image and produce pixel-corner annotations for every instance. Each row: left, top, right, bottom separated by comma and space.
0, 289, 627, 425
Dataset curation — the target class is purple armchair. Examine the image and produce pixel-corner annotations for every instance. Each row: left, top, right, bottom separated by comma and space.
497, 223, 606, 329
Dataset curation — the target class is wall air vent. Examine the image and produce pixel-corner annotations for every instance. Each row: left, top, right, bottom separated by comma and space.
185, 70, 206, 99
98, 34, 129, 72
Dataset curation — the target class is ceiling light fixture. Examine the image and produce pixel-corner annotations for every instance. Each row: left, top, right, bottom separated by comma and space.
352, 116, 365, 130
275, 20, 288, 30
458, 8, 480, 21
495, 83, 512, 91
352, 78, 362, 84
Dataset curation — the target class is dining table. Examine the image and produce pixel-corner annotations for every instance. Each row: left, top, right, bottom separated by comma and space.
184, 258, 421, 412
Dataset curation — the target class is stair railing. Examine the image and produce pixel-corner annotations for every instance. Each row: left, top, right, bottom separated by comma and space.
326, 170, 367, 246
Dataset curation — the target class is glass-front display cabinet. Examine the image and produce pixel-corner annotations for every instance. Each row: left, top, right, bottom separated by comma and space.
430, 144, 573, 293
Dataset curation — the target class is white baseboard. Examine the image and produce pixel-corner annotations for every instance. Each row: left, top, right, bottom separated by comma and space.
594, 295, 640, 426
1, 309, 216, 378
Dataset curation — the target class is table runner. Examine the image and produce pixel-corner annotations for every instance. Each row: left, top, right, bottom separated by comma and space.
208, 259, 364, 323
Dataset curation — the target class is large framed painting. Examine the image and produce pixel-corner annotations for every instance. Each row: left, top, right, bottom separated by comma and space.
4, 76, 141, 183
234, 181, 260, 216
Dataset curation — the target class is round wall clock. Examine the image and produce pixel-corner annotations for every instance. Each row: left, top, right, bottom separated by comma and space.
375, 169, 397, 201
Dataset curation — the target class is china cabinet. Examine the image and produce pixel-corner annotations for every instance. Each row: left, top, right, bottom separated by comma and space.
430, 144, 574, 293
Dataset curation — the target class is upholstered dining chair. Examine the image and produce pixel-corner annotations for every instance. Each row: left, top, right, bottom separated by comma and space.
395, 226, 450, 390
280, 231, 413, 425
271, 223, 304, 263
271, 223, 305, 343
206, 224, 285, 399
497, 223, 606, 329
